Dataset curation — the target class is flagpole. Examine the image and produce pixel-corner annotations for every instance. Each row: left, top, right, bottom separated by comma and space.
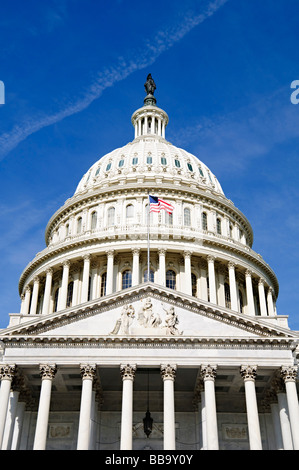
147, 192, 150, 282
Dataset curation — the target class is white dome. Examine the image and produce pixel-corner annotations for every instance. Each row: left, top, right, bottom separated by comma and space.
75, 137, 224, 196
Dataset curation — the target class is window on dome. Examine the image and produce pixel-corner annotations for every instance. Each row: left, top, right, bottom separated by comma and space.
202, 212, 207, 231
107, 207, 115, 226
161, 157, 167, 165
132, 157, 138, 165
216, 218, 221, 235
174, 159, 180, 168
77, 217, 82, 234
122, 270, 132, 290
147, 155, 152, 164
198, 167, 204, 177
184, 208, 191, 226
144, 269, 154, 282
187, 163, 193, 172
166, 211, 173, 225
191, 273, 197, 297
95, 167, 101, 176
225, 283, 231, 309
118, 159, 124, 167
239, 289, 243, 313
53, 288, 59, 313
126, 204, 134, 219
100, 272, 107, 297
106, 162, 112, 171
91, 211, 97, 230
166, 270, 176, 290
66, 281, 73, 308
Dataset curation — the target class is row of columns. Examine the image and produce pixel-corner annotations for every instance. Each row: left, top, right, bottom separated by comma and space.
1, 364, 298, 450
21, 250, 275, 318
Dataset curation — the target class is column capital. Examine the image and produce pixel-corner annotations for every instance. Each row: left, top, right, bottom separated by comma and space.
25, 285, 31, 293
33, 276, 40, 284
207, 255, 216, 263
82, 253, 91, 262
0, 364, 16, 381
258, 278, 265, 286
46, 267, 53, 275
201, 364, 217, 381
240, 365, 257, 381
132, 248, 141, 256
80, 364, 96, 380
62, 259, 71, 268
39, 364, 57, 380
228, 261, 236, 270
120, 364, 136, 381
161, 364, 176, 381
158, 248, 167, 256
106, 249, 115, 258
245, 269, 253, 278
183, 250, 192, 259
281, 365, 298, 383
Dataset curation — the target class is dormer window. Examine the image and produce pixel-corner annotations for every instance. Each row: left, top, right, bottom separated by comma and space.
187, 163, 193, 172
106, 162, 112, 171
147, 155, 152, 164
174, 159, 180, 168
161, 157, 167, 165
132, 157, 138, 165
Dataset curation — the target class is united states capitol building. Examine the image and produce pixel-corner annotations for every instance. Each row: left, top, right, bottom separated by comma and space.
0, 75, 299, 451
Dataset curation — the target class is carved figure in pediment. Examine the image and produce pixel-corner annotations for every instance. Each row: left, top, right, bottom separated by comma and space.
162, 303, 182, 335
110, 304, 135, 335
138, 297, 162, 328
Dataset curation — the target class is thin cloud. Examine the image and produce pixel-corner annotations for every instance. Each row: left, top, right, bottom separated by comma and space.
0, 0, 228, 160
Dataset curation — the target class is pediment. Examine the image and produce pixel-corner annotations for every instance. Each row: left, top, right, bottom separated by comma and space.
1, 284, 297, 343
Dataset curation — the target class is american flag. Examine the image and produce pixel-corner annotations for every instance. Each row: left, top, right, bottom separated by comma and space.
149, 195, 174, 214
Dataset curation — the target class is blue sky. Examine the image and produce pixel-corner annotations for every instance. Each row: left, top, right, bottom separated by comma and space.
0, 0, 299, 330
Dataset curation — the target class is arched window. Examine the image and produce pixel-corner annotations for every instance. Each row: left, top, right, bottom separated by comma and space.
106, 162, 112, 171
191, 273, 197, 297
184, 208, 191, 226
166, 211, 173, 225
161, 156, 167, 165
118, 159, 124, 168
91, 211, 97, 230
107, 207, 115, 226
95, 166, 101, 176
174, 159, 180, 168
225, 282, 231, 309
216, 218, 221, 235
66, 281, 73, 308
187, 162, 193, 172
53, 288, 59, 313
202, 212, 207, 231
77, 217, 82, 234
239, 289, 243, 313
147, 155, 152, 164
65, 223, 69, 237
122, 270, 132, 290
166, 270, 176, 290
144, 269, 154, 282
126, 204, 134, 220
100, 272, 107, 297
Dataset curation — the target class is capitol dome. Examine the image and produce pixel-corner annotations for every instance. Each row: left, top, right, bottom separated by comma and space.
1, 75, 298, 452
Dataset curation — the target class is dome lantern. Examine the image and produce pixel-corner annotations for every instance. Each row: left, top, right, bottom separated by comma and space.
131, 74, 169, 139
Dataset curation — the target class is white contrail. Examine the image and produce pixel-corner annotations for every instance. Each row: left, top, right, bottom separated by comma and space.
0, 0, 228, 159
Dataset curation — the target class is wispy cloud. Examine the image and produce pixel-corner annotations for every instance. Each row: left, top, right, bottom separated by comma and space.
0, 0, 228, 160
170, 86, 299, 174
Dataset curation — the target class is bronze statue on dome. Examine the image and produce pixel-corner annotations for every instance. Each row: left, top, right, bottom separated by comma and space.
144, 74, 156, 96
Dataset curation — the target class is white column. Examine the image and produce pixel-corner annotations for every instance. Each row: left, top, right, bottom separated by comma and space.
11, 401, 25, 450
158, 249, 166, 286
77, 364, 96, 450
0, 365, 16, 448
267, 287, 275, 316
201, 365, 218, 450
228, 262, 238, 311
245, 270, 255, 316
199, 262, 208, 301
42, 268, 53, 315
23, 286, 31, 315
183, 251, 192, 296
240, 365, 262, 450
161, 364, 176, 450
258, 279, 268, 316
120, 364, 136, 450
58, 260, 70, 311
29, 277, 40, 315
277, 390, 293, 449
81, 254, 91, 303
207, 256, 217, 304
269, 401, 284, 450
2, 390, 19, 450
106, 250, 114, 295
281, 366, 299, 449
33, 364, 57, 450
132, 248, 140, 286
